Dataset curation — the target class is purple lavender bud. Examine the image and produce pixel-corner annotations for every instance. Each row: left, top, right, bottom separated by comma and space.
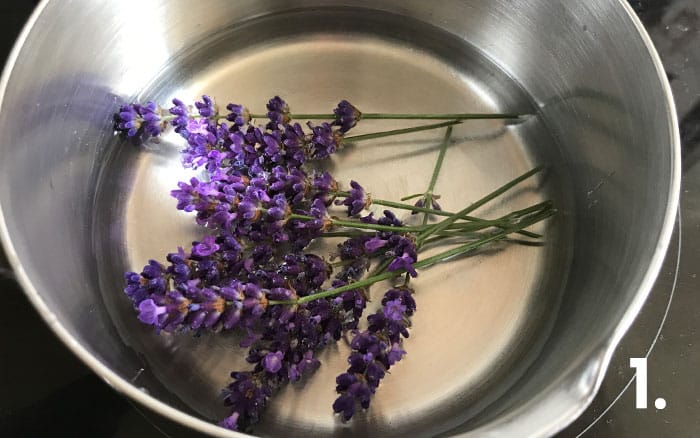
387, 343, 406, 365
297, 350, 320, 374
377, 210, 402, 227
387, 253, 418, 277
167, 256, 191, 283
336, 180, 368, 217
221, 372, 269, 431
219, 412, 240, 431
383, 299, 407, 321
364, 237, 388, 253
238, 202, 259, 223
308, 122, 341, 160
381, 288, 416, 315
116, 101, 163, 139
142, 259, 165, 279
192, 235, 220, 257
282, 123, 308, 165
124, 272, 148, 303
116, 104, 140, 137
194, 95, 216, 118
386, 236, 418, 277
332, 391, 357, 422
267, 287, 294, 301
266, 95, 290, 127
266, 193, 289, 221
222, 302, 243, 330
333, 100, 362, 133
412, 197, 425, 215
168, 98, 190, 134
311, 171, 337, 194
263, 131, 283, 163
225, 103, 250, 128
359, 213, 376, 225
364, 361, 386, 387
139, 101, 163, 137
412, 196, 442, 215
137, 299, 166, 325
263, 351, 284, 373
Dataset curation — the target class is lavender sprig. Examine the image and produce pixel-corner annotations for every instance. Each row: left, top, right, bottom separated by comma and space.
333, 287, 415, 420
116, 96, 524, 135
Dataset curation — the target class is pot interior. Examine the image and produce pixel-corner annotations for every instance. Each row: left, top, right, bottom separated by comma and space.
0, 2, 676, 437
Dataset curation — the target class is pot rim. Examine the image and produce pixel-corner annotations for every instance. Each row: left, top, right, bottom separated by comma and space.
0, 1, 680, 437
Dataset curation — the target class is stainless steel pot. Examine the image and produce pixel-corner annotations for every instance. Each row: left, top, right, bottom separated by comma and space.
0, 1, 679, 437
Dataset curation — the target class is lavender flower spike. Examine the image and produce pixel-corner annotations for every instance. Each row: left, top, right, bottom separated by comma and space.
336, 180, 370, 217
333, 287, 415, 421
333, 100, 361, 133
194, 95, 217, 118
116, 101, 163, 139
266, 95, 291, 127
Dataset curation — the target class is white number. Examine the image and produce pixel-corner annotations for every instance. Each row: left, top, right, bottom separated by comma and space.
629, 357, 648, 409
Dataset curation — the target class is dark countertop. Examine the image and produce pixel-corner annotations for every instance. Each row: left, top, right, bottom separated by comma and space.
0, 1, 698, 437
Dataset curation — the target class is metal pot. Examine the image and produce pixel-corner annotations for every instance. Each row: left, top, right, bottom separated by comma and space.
0, 0, 679, 436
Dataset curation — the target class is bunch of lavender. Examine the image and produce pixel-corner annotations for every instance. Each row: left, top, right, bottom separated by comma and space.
116, 95, 552, 432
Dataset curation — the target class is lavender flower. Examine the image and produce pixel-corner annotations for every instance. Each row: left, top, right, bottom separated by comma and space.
263, 351, 284, 373
220, 372, 271, 431
333, 287, 415, 421
334, 210, 419, 277
117, 103, 140, 137
168, 98, 190, 134
308, 122, 342, 160
386, 236, 418, 277
333, 100, 361, 133
178, 119, 234, 170
123, 234, 282, 333
282, 123, 308, 166
220, 292, 359, 431
311, 171, 338, 205
225, 102, 251, 129
192, 235, 220, 257
278, 253, 331, 292
195, 95, 217, 118
336, 180, 369, 216
412, 196, 442, 214
266, 95, 290, 127
137, 299, 166, 325
116, 101, 163, 139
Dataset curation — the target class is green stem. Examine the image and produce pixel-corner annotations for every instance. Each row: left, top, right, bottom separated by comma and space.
361, 113, 524, 120
291, 203, 546, 236
333, 194, 542, 239
415, 166, 544, 245
249, 113, 524, 120
344, 120, 461, 142
370, 258, 393, 277
425, 127, 452, 197
163, 112, 525, 122
270, 207, 554, 306
421, 126, 453, 226
287, 213, 429, 233
400, 193, 425, 202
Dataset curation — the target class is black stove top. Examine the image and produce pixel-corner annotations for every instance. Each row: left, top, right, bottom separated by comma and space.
1, 1, 698, 436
